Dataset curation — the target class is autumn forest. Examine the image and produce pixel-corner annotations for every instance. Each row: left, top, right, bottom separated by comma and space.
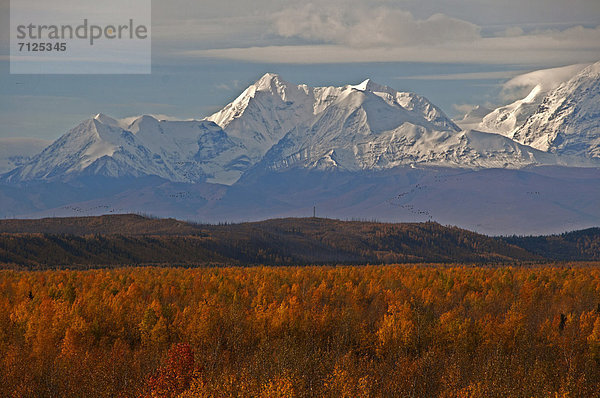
1, 216, 600, 397
1, 265, 600, 397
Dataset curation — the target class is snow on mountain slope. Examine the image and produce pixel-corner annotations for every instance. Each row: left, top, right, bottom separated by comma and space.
206, 73, 316, 166
217, 74, 541, 173
512, 61, 600, 158
250, 77, 566, 172
0, 138, 50, 173
260, 124, 570, 172
479, 85, 546, 137
4, 117, 177, 182
469, 63, 590, 138
126, 115, 246, 184
5, 72, 598, 186
206, 74, 461, 172
454, 105, 492, 131
2, 114, 244, 184
342, 79, 460, 131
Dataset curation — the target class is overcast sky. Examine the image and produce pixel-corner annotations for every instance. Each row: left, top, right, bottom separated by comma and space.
1, 0, 599, 140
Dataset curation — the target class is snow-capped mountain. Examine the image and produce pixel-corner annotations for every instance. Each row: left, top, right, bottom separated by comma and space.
206, 74, 462, 171
3, 72, 597, 187
3, 114, 243, 184
467, 61, 600, 160
210, 74, 560, 174
474, 63, 590, 137
512, 62, 600, 158
253, 78, 561, 172
2, 73, 600, 234
7, 74, 462, 184
206, 73, 316, 164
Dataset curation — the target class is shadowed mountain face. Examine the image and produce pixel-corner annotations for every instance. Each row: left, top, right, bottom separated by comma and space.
1, 214, 600, 269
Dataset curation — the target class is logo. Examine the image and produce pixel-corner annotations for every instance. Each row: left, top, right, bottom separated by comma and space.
10, 0, 151, 74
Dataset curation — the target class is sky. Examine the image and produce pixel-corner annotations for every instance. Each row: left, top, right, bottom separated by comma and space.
0, 0, 599, 140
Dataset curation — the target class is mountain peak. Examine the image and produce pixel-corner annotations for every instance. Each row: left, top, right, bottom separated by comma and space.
127, 114, 159, 134
93, 113, 120, 127
582, 60, 600, 76
350, 78, 389, 93
254, 73, 287, 91
132, 114, 158, 124
258, 72, 280, 80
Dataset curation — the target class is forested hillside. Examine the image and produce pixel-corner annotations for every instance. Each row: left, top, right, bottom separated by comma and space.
1, 215, 600, 268
0, 216, 541, 268
504, 228, 600, 261
0, 214, 202, 235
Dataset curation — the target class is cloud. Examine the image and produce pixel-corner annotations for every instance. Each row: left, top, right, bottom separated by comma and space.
396, 70, 526, 81
119, 114, 188, 126
214, 80, 241, 91
499, 62, 591, 102
453, 103, 478, 115
185, 23, 600, 66
273, 4, 481, 48
171, 2, 600, 66
503, 26, 524, 37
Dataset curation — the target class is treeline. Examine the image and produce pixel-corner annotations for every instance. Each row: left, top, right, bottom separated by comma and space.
1, 215, 599, 269
0, 214, 202, 236
1, 265, 600, 397
504, 228, 600, 261
0, 217, 540, 268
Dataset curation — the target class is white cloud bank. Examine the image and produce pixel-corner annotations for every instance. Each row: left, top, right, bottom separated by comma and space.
274, 5, 481, 47
179, 3, 600, 66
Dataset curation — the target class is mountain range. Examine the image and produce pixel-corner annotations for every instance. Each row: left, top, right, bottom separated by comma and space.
1, 62, 599, 235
